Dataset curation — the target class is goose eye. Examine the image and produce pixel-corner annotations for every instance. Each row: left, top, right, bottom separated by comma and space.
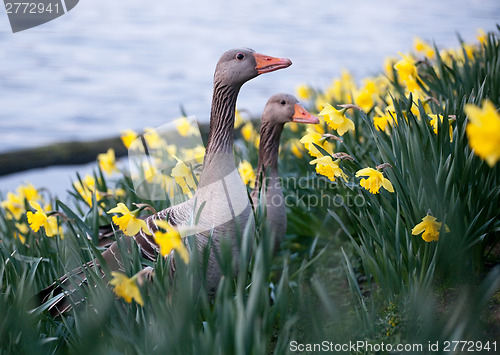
236, 53, 245, 60
280, 100, 286, 105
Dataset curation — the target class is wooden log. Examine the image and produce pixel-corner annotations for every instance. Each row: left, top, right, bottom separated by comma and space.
0, 137, 127, 177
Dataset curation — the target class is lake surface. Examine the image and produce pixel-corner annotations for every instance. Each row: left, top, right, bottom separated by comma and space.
0, 0, 499, 195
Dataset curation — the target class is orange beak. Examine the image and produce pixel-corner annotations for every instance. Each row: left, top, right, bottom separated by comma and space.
254, 52, 292, 74
292, 104, 319, 124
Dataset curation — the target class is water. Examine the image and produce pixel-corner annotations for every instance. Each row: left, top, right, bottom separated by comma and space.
0, 0, 499, 196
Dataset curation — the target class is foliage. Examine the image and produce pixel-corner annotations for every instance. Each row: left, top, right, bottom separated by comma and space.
1, 27, 500, 354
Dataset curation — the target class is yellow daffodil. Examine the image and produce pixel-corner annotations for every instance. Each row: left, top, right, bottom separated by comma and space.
385, 100, 418, 122
47, 216, 64, 239
412, 215, 449, 242
439, 48, 455, 66
175, 117, 198, 137
121, 129, 138, 149
325, 70, 356, 103
82, 174, 97, 189
241, 122, 256, 142
154, 220, 189, 263
356, 167, 394, 194
164, 176, 177, 199
364, 78, 380, 94
234, 109, 246, 129
288, 122, 299, 132
112, 188, 126, 198
429, 114, 453, 142
314, 94, 328, 113
412, 91, 433, 115
385, 104, 397, 117
476, 29, 488, 45
107, 203, 152, 236
405, 77, 420, 93
312, 117, 326, 135
374, 75, 390, 94
73, 175, 102, 207
164, 144, 177, 157
238, 160, 256, 188
354, 78, 379, 111
373, 107, 395, 132
384, 56, 398, 80
143, 128, 164, 150
181, 145, 205, 163
296, 84, 312, 100
98, 148, 118, 175
413, 37, 435, 58
73, 178, 90, 204
354, 89, 374, 111
340, 70, 356, 91
26, 201, 59, 237
17, 183, 40, 202
290, 139, 304, 159
464, 100, 500, 167
325, 81, 341, 103
142, 162, 160, 184
310, 155, 347, 183
1, 192, 25, 220
463, 43, 475, 60
1, 183, 41, 220
171, 160, 197, 196
394, 53, 420, 92
254, 135, 260, 149
394, 53, 417, 79
299, 129, 334, 158
319, 103, 355, 136
14, 222, 28, 244
110, 271, 144, 306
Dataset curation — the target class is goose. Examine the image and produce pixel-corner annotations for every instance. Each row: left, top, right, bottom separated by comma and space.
38, 48, 292, 313
251, 94, 318, 253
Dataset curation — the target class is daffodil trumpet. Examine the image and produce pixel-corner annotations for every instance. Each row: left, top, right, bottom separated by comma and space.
412, 213, 450, 242
107, 203, 152, 237
355, 166, 394, 194
318, 103, 355, 136
109, 271, 144, 306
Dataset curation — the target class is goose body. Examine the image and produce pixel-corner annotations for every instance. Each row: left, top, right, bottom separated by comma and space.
106, 49, 292, 295
251, 94, 318, 253
39, 49, 292, 311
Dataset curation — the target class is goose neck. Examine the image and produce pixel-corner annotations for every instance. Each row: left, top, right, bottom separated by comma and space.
205, 82, 241, 160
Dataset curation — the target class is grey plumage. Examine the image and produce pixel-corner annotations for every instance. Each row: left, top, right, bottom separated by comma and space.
38, 49, 292, 313
251, 94, 318, 253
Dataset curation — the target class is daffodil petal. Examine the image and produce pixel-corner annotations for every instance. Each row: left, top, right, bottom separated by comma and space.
411, 221, 426, 235
175, 245, 190, 264
28, 200, 43, 213
355, 168, 373, 177
139, 220, 152, 235
108, 203, 129, 215
382, 178, 394, 193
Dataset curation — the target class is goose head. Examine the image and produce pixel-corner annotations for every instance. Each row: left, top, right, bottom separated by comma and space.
214, 48, 292, 86
262, 93, 319, 125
